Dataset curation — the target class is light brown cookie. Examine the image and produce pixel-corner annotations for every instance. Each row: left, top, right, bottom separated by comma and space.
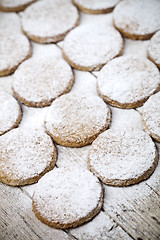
0, 31, 31, 76
12, 56, 74, 107
113, 0, 160, 40
142, 92, 160, 142
88, 129, 158, 186
32, 167, 103, 229
72, 0, 120, 14
97, 56, 160, 109
0, 0, 37, 12
0, 90, 21, 136
0, 128, 56, 186
147, 30, 160, 69
21, 0, 79, 43
0, 12, 21, 32
63, 23, 123, 71
44, 93, 111, 147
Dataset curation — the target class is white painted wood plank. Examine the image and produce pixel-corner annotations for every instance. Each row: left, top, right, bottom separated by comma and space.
70, 211, 132, 240
103, 162, 160, 240
0, 183, 73, 240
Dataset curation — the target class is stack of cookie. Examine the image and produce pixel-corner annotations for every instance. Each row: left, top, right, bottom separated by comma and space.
0, 0, 160, 232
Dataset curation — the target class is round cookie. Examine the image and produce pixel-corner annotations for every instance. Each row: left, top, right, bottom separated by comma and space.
147, 30, 160, 69
88, 129, 158, 186
72, 0, 119, 14
0, 128, 56, 186
142, 92, 160, 142
32, 167, 103, 229
21, 0, 79, 43
12, 56, 74, 107
0, 90, 21, 136
97, 56, 160, 109
62, 24, 123, 71
0, 0, 37, 12
44, 93, 111, 147
113, 0, 160, 40
0, 31, 31, 76
0, 12, 21, 32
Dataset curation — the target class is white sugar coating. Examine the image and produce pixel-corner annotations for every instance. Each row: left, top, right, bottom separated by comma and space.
0, 31, 31, 73
142, 92, 160, 141
97, 56, 160, 105
89, 129, 157, 182
110, 107, 143, 130
73, 0, 119, 10
0, 128, 56, 184
56, 145, 90, 169
21, 0, 79, 42
0, 12, 21, 32
0, 90, 21, 135
31, 41, 62, 59
123, 39, 149, 58
0, 75, 13, 94
12, 56, 73, 106
0, 0, 36, 8
147, 30, 160, 67
19, 105, 49, 130
63, 23, 123, 70
71, 70, 98, 96
113, 0, 160, 36
33, 167, 102, 226
44, 93, 111, 146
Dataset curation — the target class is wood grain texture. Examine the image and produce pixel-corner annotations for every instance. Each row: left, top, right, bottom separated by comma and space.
0, 183, 73, 240
103, 161, 160, 240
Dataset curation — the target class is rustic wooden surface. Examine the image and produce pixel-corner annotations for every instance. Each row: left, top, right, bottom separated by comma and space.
0, 8, 160, 240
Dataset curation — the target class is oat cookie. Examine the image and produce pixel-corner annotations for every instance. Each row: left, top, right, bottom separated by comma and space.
21, 0, 79, 43
44, 93, 111, 147
0, 31, 31, 76
113, 0, 160, 40
72, 0, 119, 14
97, 56, 160, 109
0, 128, 56, 186
32, 167, 103, 229
142, 92, 160, 142
0, 90, 21, 136
63, 23, 123, 71
88, 129, 158, 186
0, 0, 37, 12
12, 56, 74, 107
147, 30, 160, 69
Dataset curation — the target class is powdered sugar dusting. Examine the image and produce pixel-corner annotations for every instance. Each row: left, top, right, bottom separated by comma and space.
71, 70, 98, 96
142, 92, 160, 141
44, 93, 110, 146
110, 107, 143, 130
0, 0, 36, 8
33, 167, 102, 225
0, 31, 30, 72
13, 56, 73, 106
70, 211, 131, 240
0, 12, 21, 33
147, 30, 160, 66
0, 90, 21, 135
97, 56, 160, 104
89, 129, 157, 181
73, 0, 119, 10
114, 0, 160, 36
57, 145, 90, 169
0, 128, 56, 183
21, 0, 79, 41
63, 23, 123, 70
